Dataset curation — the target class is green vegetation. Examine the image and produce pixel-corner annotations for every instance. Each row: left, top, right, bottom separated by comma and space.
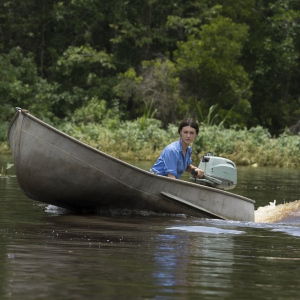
1, 110, 299, 168
58, 119, 300, 168
0, 0, 300, 167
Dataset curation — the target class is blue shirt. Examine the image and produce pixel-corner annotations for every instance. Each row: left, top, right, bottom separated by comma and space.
150, 139, 192, 179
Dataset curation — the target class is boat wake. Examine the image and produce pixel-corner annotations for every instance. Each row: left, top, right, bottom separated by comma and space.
167, 225, 244, 235
45, 205, 188, 218
255, 200, 300, 223
96, 209, 188, 218
45, 205, 71, 215
46, 200, 300, 223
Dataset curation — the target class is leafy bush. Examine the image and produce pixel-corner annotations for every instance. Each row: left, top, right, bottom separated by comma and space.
2, 113, 300, 168
193, 125, 300, 168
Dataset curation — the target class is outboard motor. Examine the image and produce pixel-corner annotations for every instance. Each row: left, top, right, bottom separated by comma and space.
190, 153, 237, 190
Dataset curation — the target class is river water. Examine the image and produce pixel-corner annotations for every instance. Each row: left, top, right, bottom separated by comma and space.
0, 154, 300, 300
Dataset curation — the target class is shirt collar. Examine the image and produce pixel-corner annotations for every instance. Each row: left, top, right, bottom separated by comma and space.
177, 138, 192, 153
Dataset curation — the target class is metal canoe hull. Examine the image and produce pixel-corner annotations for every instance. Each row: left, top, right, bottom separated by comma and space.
8, 109, 255, 221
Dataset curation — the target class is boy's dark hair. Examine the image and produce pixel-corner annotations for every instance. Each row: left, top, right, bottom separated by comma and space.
178, 118, 199, 134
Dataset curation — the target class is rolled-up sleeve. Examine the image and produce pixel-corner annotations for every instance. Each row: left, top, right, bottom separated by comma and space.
162, 147, 178, 177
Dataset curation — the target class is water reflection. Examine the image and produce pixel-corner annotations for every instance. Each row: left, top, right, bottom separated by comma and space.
153, 233, 188, 294
234, 166, 300, 207
1, 154, 300, 299
3, 216, 243, 299
154, 226, 237, 298
1, 211, 300, 299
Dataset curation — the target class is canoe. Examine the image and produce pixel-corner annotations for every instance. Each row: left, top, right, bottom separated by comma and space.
8, 108, 255, 221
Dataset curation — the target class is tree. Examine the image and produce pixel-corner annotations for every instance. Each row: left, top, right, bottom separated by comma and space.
248, 0, 300, 133
115, 58, 182, 126
0, 47, 59, 123
0, 0, 300, 135
227, 0, 300, 133
171, 11, 252, 126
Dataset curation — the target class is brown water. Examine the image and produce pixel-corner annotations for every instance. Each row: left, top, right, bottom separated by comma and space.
1, 155, 300, 300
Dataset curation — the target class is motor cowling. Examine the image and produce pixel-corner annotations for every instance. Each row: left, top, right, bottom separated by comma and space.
191, 153, 237, 190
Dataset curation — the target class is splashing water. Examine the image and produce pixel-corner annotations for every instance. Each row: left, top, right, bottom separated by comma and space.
255, 200, 300, 223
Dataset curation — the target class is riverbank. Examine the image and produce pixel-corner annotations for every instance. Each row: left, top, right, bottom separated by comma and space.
2, 120, 299, 168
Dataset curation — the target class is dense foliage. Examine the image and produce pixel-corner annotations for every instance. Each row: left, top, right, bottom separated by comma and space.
0, 0, 300, 166
48, 118, 300, 168
1, 113, 299, 168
